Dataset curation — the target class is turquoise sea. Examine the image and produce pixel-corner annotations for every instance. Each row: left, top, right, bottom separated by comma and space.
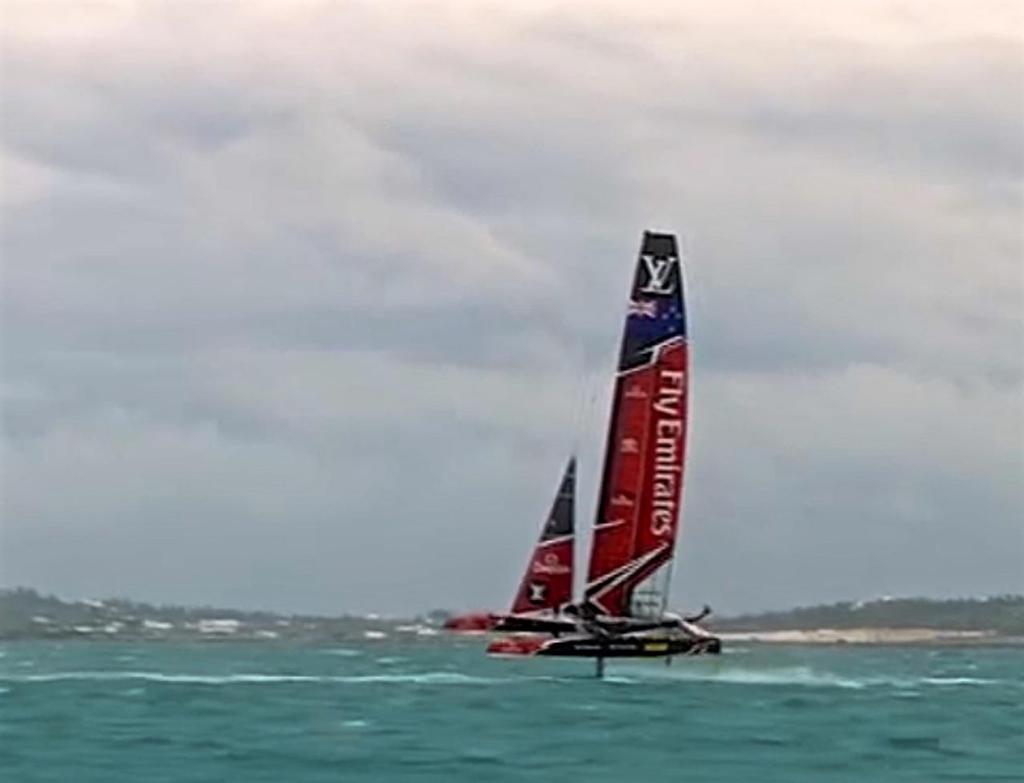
1, 640, 1021, 782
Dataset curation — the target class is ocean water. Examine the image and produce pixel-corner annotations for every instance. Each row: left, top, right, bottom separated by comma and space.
1, 640, 1021, 782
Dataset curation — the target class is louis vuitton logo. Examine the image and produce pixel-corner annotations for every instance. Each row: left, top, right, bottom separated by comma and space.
639, 254, 676, 295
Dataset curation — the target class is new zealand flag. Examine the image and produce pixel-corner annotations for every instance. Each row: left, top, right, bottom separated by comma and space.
619, 232, 687, 371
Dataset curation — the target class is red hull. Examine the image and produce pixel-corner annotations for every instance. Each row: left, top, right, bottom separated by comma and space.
485, 634, 548, 656
443, 612, 501, 633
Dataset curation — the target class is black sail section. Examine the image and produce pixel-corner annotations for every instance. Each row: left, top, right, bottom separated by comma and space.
509, 457, 576, 615
540, 456, 574, 539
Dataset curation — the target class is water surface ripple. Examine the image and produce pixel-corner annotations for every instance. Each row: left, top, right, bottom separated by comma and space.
2, 641, 1021, 782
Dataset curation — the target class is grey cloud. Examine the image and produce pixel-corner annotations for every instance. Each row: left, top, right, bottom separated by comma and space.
2, 3, 1021, 614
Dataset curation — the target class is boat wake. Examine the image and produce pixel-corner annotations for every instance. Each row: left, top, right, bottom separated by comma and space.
604, 665, 866, 689
603, 664, 1004, 690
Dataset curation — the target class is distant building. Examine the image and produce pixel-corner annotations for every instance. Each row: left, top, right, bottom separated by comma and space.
198, 619, 241, 634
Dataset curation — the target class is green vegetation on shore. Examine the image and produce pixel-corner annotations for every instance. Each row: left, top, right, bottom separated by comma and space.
713, 596, 1024, 635
2, 587, 1022, 641
0, 587, 436, 643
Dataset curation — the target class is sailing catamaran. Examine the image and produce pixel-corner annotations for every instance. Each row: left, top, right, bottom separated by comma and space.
486, 231, 721, 673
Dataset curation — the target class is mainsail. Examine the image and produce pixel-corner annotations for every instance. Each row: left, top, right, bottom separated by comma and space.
584, 232, 689, 617
509, 457, 576, 615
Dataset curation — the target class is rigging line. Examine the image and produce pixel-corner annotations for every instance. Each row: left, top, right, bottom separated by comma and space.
659, 558, 676, 617
539, 275, 581, 471
552, 274, 593, 608
567, 325, 588, 461
544, 250, 588, 465
575, 276, 630, 594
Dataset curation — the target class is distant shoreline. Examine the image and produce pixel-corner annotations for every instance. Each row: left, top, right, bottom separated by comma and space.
3, 629, 1023, 648
719, 628, 1024, 646
2, 588, 1022, 644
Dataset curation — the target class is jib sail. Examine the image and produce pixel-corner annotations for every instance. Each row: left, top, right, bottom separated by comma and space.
584, 232, 689, 617
509, 457, 576, 614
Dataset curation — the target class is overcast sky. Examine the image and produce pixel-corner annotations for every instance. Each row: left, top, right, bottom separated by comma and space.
2, 1, 1022, 616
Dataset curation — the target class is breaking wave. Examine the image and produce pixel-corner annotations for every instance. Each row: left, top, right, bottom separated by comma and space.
5, 672, 322, 684
1, 671, 515, 686
610, 665, 868, 689
1, 668, 1008, 690
607, 665, 1007, 690
919, 677, 997, 686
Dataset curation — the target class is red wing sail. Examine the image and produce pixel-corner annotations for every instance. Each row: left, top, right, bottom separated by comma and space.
585, 233, 689, 617
509, 457, 576, 615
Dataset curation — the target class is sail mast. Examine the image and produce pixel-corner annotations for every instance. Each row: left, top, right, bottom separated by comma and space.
584, 232, 689, 617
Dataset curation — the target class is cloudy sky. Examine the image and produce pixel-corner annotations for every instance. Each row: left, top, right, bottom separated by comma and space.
2, 1, 1021, 616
